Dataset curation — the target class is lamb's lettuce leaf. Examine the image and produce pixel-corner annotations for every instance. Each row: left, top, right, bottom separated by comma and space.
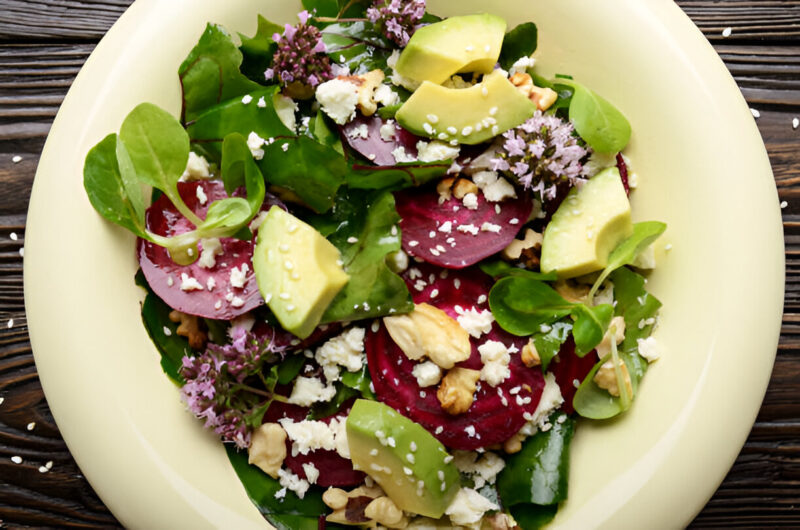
564, 79, 631, 154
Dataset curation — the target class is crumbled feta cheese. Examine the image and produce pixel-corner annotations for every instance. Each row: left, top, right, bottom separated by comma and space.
637, 336, 662, 362
453, 451, 506, 488
302, 462, 320, 484
521, 373, 564, 436
416, 140, 460, 162
195, 185, 208, 205
456, 223, 479, 235
373, 84, 400, 107
412, 360, 442, 387
315, 79, 359, 124
287, 376, 337, 407
462, 193, 478, 210
379, 121, 396, 142
445, 487, 499, 526
348, 123, 369, 139
279, 417, 350, 459
392, 145, 417, 163
477, 340, 511, 387
198, 238, 223, 269
315, 327, 366, 382
454, 306, 494, 338
179, 273, 203, 291
229, 263, 249, 288
181, 151, 212, 181
277, 468, 310, 499
247, 131, 266, 160
387, 249, 409, 273
509, 55, 536, 76
257, 96, 266, 108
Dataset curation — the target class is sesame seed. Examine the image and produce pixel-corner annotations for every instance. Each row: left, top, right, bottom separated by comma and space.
484, 44, 491, 52
45, 460, 53, 469
793, 117, 799, 129
406, 453, 415, 464
722, 27, 732, 37
423, 122, 434, 134
287, 223, 298, 233
257, 97, 266, 108
410, 441, 417, 452
477, 294, 487, 304
447, 126, 458, 135
429, 230, 436, 238
242, 95, 253, 104
284, 260, 294, 270
279, 292, 290, 300
6, 319, 13, 329
286, 304, 295, 311
665, 243, 673, 251
491, 125, 499, 135
18, 247, 23, 258
12, 155, 22, 163
437, 470, 445, 480
347, 236, 359, 244
750, 108, 760, 118
163, 326, 172, 336
391, 225, 398, 236
408, 240, 419, 247
281, 143, 289, 152
11, 456, 22, 464
465, 45, 474, 52
489, 107, 498, 116
444, 455, 453, 463
437, 132, 448, 140
427, 114, 439, 124
454, 278, 461, 289
461, 126, 473, 136
167, 276, 174, 287
482, 86, 488, 97
430, 289, 439, 298
404, 466, 413, 475
435, 426, 443, 434
10, 232, 17, 241
38, 465, 49, 473
26, 422, 35, 431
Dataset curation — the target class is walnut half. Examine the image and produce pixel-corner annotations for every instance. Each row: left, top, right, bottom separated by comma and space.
168, 310, 207, 350
437, 367, 481, 415
383, 303, 471, 369
247, 423, 287, 479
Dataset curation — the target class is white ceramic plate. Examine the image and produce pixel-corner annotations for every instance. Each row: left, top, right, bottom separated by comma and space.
25, 0, 784, 528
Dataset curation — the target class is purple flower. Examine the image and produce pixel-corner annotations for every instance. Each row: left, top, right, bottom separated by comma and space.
492, 110, 591, 201
268, 10, 333, 98
367, 0, 426, 46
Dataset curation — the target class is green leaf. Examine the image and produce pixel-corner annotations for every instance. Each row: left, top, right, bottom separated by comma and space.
496, 412, 575, 506
258, 136, 348, 213
114, 135, 146, 223
311, 110, 343, 154
83, 133, 149, 239
220, 132, 267, 214
309, 384, 359, 420
186, 86, 292, 161
589, 221, 667, 299
479, 260, 558, 281
567, 80, 631, 153
509, 503, 558, 529
179, 23, 263, 121
135, 270, 189, 383
532, 321, 572, 371
570, 303, 614, 356
238, 15, 283, 83
118, 103, 200, 226
321, 22, 393, 74
499, 22, 538, 70
276, 354, 307, 385
346, 162, 449, 190
488, 276, 574, 336
341, 365, 376, 399
198, 197, 252, 232
310, 189, 413, 322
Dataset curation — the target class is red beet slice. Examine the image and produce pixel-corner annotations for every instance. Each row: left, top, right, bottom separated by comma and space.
340, 114, 422, 166
394, 185, 533, 269
365, 263, 545, 450
615, 153, 631, 194
138, 180, 282, 320
546, 337, 596, 415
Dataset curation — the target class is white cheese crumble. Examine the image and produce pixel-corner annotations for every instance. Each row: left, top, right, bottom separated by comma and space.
373, 84, 400, 107
277, 468, 310, 499
416, 140, 460, 162
462, 192, 478, 210
379, 121, 396, 142
247, 131, 266, 160
302, 462, 320, 485
181, 151, 212, 181
472, 170, 517, 202
453, 450, 506, 488
520, 373, 564, 436
637, 336, 662, 362
392, 145, 417, 163
348, 123, 369, 139
480, 222, 502, 233
509, 55, 537, 76
387, 50, 421, 92
454, 305, 494, 338
477, 340, 511, 387
445, 487, 499, 526
412, 360, 442, 387
179, 273, 203, 291
315, 327, 366, 382
198, 238, 223, 269
195, 185, 208, 205
287, 376, 337, 407
279, 417, 350, 459
315, 79, 359, 124
229, 263, 249, 288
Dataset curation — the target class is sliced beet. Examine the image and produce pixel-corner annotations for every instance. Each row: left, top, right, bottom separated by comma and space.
138, 180, 282, 320
365, 263, 545, 450
340, 114, 422, 166
547, 338, 598, 415
615, 153, 631, 194
394, 184, 533, 269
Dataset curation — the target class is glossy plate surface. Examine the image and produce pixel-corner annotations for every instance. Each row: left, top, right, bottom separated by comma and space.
24, 0, 783, 527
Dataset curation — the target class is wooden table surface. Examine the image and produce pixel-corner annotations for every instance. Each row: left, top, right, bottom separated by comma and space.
0, 0, 798, 527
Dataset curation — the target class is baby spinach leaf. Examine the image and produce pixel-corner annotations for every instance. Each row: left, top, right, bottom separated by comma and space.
118, 103, 201, 226
341, 364, 376, 399
259, 136, 348, 213
499, 22, 538, 70
488, 276, 573, 336
83, 133, 149, 239
566, 80, 631, 154
187, 86, 292, 161
346, 161, 449, 190
238, 15, 282, 83
532, 321, 572, 371
509, 504, 558, 530
496, 412, 575, 506
179, 23, 263, 122
220, 132, 267, 214
479, 260, 558, 281
314, 188, 414, 322
589, 221, 666, 299
571, 303, 614, 356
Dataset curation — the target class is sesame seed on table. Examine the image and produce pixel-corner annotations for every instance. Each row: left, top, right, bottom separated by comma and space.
0, 0, 798, 527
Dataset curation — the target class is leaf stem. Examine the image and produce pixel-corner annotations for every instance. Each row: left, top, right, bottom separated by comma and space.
609, 325, 632, 409
168, 188, 204, 227
315, 16, 368, 23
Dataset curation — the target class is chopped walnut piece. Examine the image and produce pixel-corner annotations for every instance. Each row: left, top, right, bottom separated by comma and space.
502, 228, 543, 261
437, 176, 456, 202
437, 367, 481, 415
168, 310, 207, 349
486, 512, 521, 530
364, 496, 407, 528
554, 279, 590, 304
322, 488, 349, 510
339, 69, 385, 116
383, 303, 471, 369
509, 72, 558, 111
521, 339, 541, 368
325, 485, 387, 525
594, 358, 633, 397
503, 431, 526, 454
247, 423, 286, 479
452, 178, 478, 200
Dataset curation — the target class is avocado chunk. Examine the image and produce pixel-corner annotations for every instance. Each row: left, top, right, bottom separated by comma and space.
540, 167, 633, 278
395, 70, 535, 145
346, 399, 459, 518
253, 206, 349, 339
395, 14, 506, 84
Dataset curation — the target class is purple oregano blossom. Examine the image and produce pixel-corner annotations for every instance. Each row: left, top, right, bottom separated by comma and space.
179, 327, 283, 449
492, 111, 592, 201
265, 10, 332, 99
366, 0, 426, 46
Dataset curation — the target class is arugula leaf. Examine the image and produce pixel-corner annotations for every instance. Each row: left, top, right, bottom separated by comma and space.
571, 303, 614, 356
309, 189, 413, 322
238, 15, 283, 83
186, 86, 292, 161
499, 22, 538, 70
83, 133, 149, 239
532, 321, 572, 371
479, 260, 558, 281
321, 22, 393, 74
221, 132, 267, 214
496, 412, 575, 506
566, 80, 631, 153
488, 276, 573, 336
346, 162, 449, 190
119, 103, 200, 226
258, 136, 348, 213
589, 221, 667, 299
179, 23, 263, 122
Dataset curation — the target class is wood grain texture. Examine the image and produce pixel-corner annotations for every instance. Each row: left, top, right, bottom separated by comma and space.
0, 0, 798, 527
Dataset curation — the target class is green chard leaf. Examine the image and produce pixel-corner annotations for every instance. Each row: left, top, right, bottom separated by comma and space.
179, 23, 263, 121
566, 80, 631, 153
310, 188, 413, 322
488, 276, 574, 336
346, 161, 449, 190
310, 110, 343, 153
532, 321, 572, 372
496, 412, 575, 506
309, 383, 360, 420
304, 0, 368, 20
570, 303, 614, 356
341, 364, 376, 399
499, 22, 538, 70
321, 22, 393, 74
589, 221, 667, 299
238, 15, 283, 83
186, 86, 292, 161
275, 354, 307, 385
479, 260, 558, 281
509, 504, 558, 530
83, 133, 149, 239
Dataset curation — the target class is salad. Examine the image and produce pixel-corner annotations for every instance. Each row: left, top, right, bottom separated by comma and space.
82, 0, 667, 528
